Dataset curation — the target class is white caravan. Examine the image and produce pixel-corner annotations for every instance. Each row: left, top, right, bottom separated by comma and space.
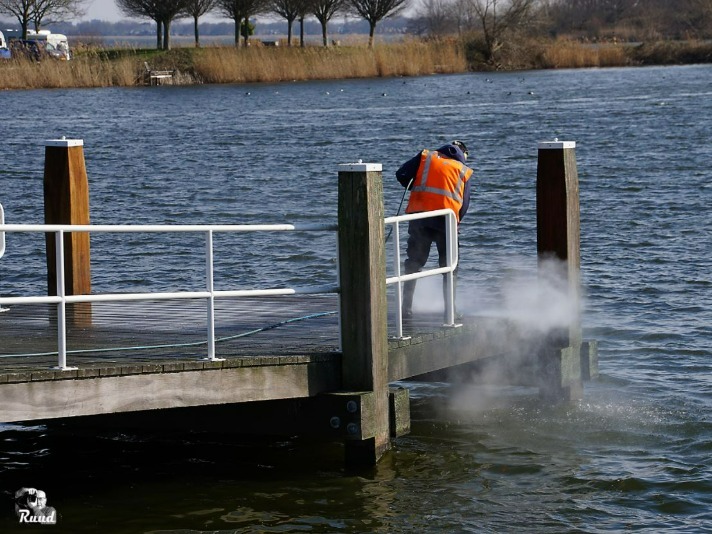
25, 30, 71, 60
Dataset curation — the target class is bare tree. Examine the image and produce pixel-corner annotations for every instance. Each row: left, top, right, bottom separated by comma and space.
183, 0, 217, 46
31, 0, 86, 32
681, 0, 712, 37
157, 0, 187, 49
545, 0, 643, 34
218, 0, 270, 46
347, 0, 409, 46
0, 0, 34, 38
634, 0, 678, 39
0, 0, 84, 38
312, 0, 345, 46
297, 0, 313, 46
118, 0, 188, 50
467, 0, 537, 62
117, 0, 165, 48
271, 0, 302, 45
410, 0, 458, 36
453, 0, 478, 34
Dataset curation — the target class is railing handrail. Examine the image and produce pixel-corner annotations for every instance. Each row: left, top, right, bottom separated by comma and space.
384, 207, 455, 225
0, 285, 342, 306
0, 209, 457, 366
384, 208, 460, 338
0, 222, 338, 233
0, 222, 340, 369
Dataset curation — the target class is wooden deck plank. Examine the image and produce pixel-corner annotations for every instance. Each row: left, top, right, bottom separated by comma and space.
0, 294, 501, 423
0, 294, 473, 378
0, 296, 341, 373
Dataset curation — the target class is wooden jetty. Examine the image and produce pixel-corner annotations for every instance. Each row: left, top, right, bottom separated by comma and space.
0, 139, 598, 467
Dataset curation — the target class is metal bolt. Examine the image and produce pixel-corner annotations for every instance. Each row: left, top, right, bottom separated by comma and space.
346, 400, 358, 413
329, 416, 341, 429
346, 423, 359, 435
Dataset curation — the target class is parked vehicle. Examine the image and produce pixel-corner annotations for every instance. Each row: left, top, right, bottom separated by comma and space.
24, 30, 71, 60
0, 31, 11, 59
8, 39, 45, 61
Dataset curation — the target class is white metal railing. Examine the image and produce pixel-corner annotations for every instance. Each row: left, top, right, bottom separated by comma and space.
0, 222, 339, 369
385, 208, 460, 339
0, 204, 5, 313
0, 209, 459, 367
0, 203, 5, 259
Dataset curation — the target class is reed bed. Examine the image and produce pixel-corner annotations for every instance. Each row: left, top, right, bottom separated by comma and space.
0, 39, 466, 90
540, 41, 630, 69
191, 39, 467, 84
0, 55, 141, 90
1, 38, 709, 91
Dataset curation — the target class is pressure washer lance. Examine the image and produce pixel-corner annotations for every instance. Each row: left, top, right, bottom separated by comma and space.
385, 178, 413, 243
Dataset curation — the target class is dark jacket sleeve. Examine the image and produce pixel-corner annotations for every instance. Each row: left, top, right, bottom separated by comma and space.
395, 153, 422, 189
459, 178, 473, 222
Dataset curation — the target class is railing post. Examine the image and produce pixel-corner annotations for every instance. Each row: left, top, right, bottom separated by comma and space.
203, 230, 224, 362
0, 203, 5, 312
206, 230, 215, 360
0, 202, 5, 259
54, 231, 72, 370
337, 162, 390, 467
536, 140, 583, 401
392, 220, 407, 339
443, 212, 460, 328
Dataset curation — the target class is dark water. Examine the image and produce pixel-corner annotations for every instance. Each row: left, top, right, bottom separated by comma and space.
1, 65, 711, 532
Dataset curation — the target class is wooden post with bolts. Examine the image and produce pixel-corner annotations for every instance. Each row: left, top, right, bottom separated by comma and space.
43, 138, 92, 310
337, 162, 390, 467
536, 140, 583, 400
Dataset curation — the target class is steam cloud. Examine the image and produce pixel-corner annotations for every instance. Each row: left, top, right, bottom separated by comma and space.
411, 256, 583, 410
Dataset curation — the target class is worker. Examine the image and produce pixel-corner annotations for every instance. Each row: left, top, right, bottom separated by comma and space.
395, 140, 474, 319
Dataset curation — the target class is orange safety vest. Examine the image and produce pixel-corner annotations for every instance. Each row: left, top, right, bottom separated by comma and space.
406, 149, 473, 223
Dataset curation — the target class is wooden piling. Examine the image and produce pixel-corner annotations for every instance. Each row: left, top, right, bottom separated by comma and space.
337, 162, 391, 467
536, 140, 583, 400
43, 138, 92, 328
43, 138, 91, 297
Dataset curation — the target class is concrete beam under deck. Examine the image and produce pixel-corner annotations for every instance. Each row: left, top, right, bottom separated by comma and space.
0, 317, 592, 424
389, 323, 489, 382
0, 355, 341, 423
0, 319, 498, 423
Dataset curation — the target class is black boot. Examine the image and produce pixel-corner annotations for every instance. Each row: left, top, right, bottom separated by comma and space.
402, 280, 416, 319
442, 273, 462, 322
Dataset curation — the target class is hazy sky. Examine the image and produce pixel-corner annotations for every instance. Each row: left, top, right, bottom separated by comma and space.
84, 0, 232, 22
84, 0, 125, 21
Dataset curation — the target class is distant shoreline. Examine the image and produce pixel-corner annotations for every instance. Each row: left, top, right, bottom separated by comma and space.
73, 34, 383, 47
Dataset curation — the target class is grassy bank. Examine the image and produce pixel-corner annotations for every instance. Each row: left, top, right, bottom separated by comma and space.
1, 38, 710, 90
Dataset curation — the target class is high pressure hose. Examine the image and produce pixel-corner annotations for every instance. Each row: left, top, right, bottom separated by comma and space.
2, 176, 417, 360
385, 178, 413, 243
0, 311, 338, 359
